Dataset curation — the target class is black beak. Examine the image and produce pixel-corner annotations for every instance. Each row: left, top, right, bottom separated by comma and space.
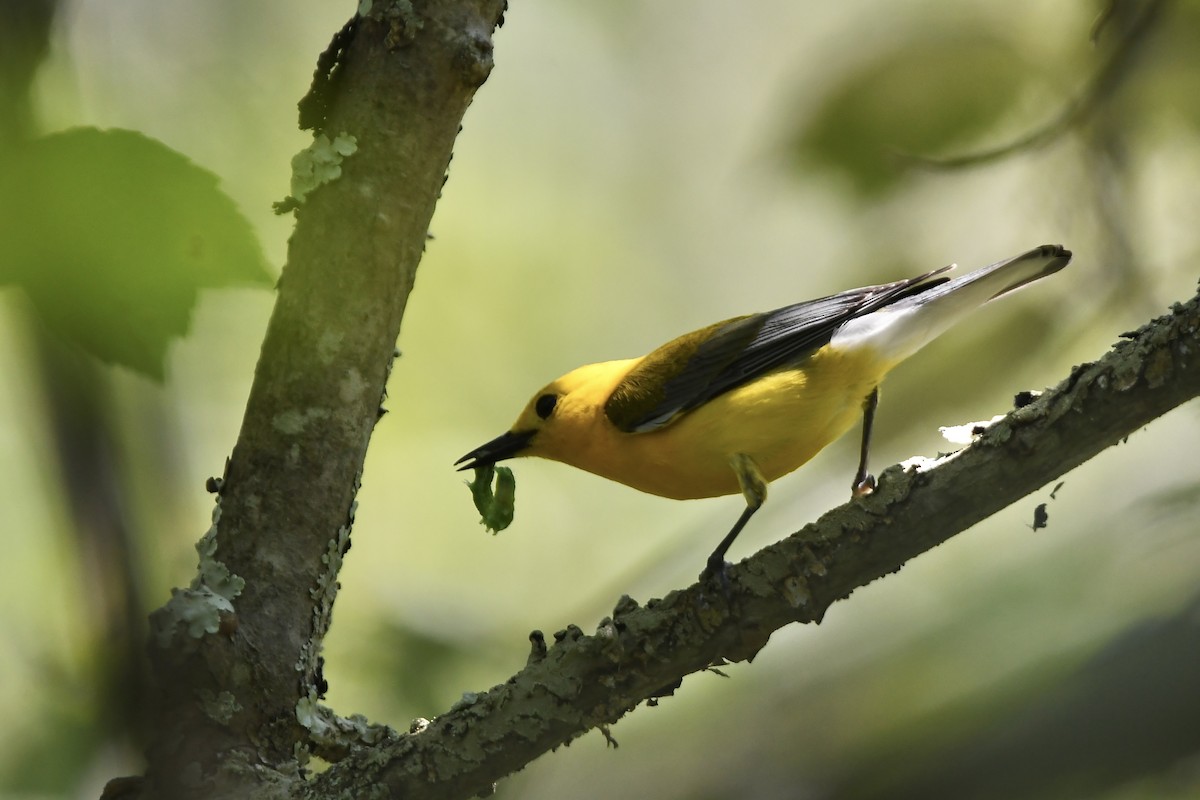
455, 430, 536, 471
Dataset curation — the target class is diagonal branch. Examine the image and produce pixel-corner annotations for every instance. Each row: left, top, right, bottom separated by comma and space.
130, 3, 1199, 798
306, 283, 1200, 799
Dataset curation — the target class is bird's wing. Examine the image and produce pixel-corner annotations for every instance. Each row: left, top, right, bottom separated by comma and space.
605, 267, 953, 433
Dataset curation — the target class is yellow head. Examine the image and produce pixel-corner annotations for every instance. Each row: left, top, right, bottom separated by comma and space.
455, 358, 640, 472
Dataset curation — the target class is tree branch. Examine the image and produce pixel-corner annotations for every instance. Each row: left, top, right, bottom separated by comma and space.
141, 3, 507, 798
131, 3, 1200, 798
305, 284, 1200, 799
905, 0, 1168, 169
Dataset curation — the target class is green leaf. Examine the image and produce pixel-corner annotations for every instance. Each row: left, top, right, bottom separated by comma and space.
0, 127, 271, 378
790, 35, 1036, 197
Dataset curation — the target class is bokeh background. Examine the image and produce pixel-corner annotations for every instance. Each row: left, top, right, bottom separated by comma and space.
2, 1, 1198, 798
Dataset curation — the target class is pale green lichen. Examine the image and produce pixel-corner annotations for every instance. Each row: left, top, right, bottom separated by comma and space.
288, 132, 358, 205
295, 642, 315, 674
151, 501, 244, 647
316, 331, 343, 365
364, 1, 422, 47
274, 411, 304, 434
452, 691, 478, 708
311, 520, 352, 601
299, 704, 401, 759
345, 713, 397, 746
293, 740, 311, 769
296, 693, 329, 736
296, 504, 357, 731
199, 689, 242, 724
273, 407, 331, 435
153, 585, 233, 646
194, 518, 245, 601
338, 368, 367, 404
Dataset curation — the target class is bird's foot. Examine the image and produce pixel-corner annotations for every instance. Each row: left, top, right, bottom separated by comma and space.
852, 472, 877, 497
700, 556, 733, 600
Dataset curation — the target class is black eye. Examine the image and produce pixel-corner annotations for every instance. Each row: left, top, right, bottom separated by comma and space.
535, 393, 558, 420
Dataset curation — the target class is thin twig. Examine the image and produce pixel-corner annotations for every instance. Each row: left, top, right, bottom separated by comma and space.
904, 0, 1169, 170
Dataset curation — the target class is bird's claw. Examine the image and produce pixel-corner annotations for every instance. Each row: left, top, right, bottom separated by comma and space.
700, 557, 734, 600
852, 472, 877, 497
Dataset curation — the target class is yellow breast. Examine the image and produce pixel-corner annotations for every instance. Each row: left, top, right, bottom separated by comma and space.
546, 344, 890, 500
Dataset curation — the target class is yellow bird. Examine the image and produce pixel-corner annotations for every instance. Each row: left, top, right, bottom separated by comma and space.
457, 244, 1071, 576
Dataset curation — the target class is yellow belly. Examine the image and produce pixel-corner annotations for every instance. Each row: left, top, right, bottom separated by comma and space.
575, 345, 890, 499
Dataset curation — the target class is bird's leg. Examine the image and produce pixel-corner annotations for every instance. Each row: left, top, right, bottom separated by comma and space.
852, 387, 880, 497
703, 454, 768, 581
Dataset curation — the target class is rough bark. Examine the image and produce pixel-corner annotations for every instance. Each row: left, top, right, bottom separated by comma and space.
300, 284, 1200, 799
142, 4, 507, 798
130, 3, 1200, 798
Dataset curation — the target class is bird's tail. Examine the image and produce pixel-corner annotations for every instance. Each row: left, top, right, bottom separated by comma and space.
830, 244, 1072, 366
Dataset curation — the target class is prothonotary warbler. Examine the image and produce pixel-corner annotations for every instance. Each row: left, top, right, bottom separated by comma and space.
457, 244, 1071, 577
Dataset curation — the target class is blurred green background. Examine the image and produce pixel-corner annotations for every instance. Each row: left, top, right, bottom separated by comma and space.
2, 1, 1199, 798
